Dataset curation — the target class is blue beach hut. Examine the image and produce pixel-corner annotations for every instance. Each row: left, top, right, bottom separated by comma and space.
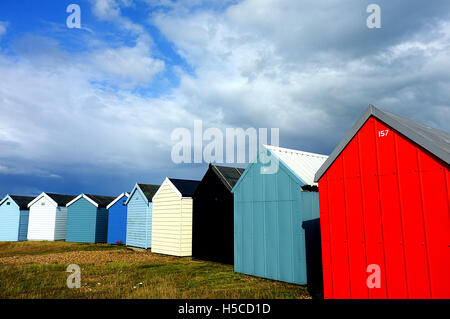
66, 194, 116, 243
125, 184, 160, 249
232, 145, 328, 285
0, 195, 34, 241
106, 192, 129, 245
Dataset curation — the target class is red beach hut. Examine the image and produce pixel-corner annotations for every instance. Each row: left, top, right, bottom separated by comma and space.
314, 105, 450, 299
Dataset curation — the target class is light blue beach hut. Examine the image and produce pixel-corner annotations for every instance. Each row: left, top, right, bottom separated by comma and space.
125, 184, 160, 249
0, 195, 34, 241
232, 145, 328, 285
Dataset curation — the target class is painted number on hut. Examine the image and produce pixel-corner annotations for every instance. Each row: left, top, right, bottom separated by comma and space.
378, 130, 389, 137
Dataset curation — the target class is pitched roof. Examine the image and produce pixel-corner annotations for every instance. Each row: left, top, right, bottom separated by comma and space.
84, 194, 116, 208
45, 193, 77, 206
106, 192, 129, 209
137, 184, 160, 202
210, 164, 245, 191
314, 104, 450, 182
265, 145, 328, 186
168, 178, 201, 197
0, 195, 35, 210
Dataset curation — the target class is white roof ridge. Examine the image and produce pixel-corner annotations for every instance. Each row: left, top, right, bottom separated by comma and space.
264, 144, 328, 158
263, 144, 329, 186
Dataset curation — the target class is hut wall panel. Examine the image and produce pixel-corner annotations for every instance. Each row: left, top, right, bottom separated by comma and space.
95, 207, 108, 243
233, 154, 314, 285
319, 116, 450, 299
66, 198, 97, 243
342, 136, 369, 299
107, 195, 127, 245
152, 183, 183, 256
233, 200, 244, 273
318, 176, 332, 299
28, 197, 57, 241
18, 210, 29, 241
374, 120, 408, 298
54, 207, 68, 241
416, 148, 450, 298
0, 200, 20, 241
180, 198, 193, 256
126, 192, 151, 249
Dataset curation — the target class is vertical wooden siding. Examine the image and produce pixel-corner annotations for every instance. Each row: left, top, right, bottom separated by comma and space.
107, 196, 127, 244
320, 117, 450, 299
66, 198, 97, 243
95, 207, 109, 243
126, 191, 151, 249
234, 155, 320, 285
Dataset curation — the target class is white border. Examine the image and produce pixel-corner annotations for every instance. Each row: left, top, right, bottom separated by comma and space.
106, 192, 129, 209
27, 192, 58, 208
152, 177, 183, 201
66, 194, 99, 208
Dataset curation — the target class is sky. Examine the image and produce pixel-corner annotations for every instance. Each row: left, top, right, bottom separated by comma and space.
0, 0, 449, 198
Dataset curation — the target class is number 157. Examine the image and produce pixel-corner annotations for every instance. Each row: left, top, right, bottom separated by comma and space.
378, 130, 389, 137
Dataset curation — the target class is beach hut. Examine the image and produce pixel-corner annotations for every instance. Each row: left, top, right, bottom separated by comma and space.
192, 164, 245, 264
125, 184, 160, 249
152, 178, 200, 257
106, 192, 129, 245
0, 195, 34, 241
27, 193, 77, 241
66, 194, 116, 243
314, 105, 450, 299
232, 145, 328, 285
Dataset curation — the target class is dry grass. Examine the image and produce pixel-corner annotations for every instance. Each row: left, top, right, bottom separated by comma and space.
0, 241, 310, 299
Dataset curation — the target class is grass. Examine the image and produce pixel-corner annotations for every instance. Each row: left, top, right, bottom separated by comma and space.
0, 241, 310, 299
0, 241, 123, 258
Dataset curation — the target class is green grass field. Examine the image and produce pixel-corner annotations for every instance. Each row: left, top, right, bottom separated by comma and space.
0, 241, 310, 299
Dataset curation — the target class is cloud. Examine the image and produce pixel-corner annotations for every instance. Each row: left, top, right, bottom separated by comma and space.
0, 162, 61, 179
91, 0, 144, 35
86, 0, 165, 86
90, 41, 165, 87
0, 21, 8, 39
0, 0, 449, 196
150, 0, 450, 148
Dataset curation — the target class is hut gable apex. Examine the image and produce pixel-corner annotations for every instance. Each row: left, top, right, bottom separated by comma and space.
66, 194, 115, 208
1, 195, 35, 210
27, 192, 58, 208
126, 184, 147, 205
152, 178, 183, 199
314, 104, 450, 182
107, 192, 129, 209
264, 145, 328, 186
67, 194, 98, 208
210, 164, 245, 191
0, 195, 17, 208
232, 145, 328, 192
126, 184, 159, 205
153, 178, 200, 200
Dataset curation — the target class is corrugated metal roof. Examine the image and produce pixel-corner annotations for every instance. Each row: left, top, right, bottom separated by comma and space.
314, 104, 450, 182
211, 164, 245, 191
265, 145, 328, 186
137, 184, 160, 202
